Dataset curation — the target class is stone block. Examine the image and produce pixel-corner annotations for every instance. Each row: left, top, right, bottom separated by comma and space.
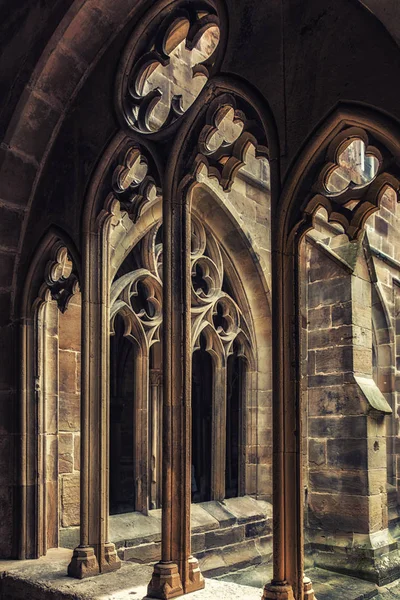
327, 438, 368, 470
308, 415, 367, 438
192, 532, 205, 553
59, 302, 81, 352
123, 541, 161, 563
0, 147, 37, 207
61, 474, 80, 527
191, 503, 219, 532
205, 525, 245, 549
331, 301, 352, 327
59, 350, 78, 393
308, 384, 366, 416
5, 90, 60, 162
0, 484, 14, 556
0, 206, 23, 251
59, 392, 80, 431
308, 440, 326, 466
223, 495, 266, 523
0, 435, 15, 485
245, 520, 270, 538
314, 346, 353, 374
308, 278, 351, 309
308, 491, 370, 533
45, 434, 57, 482
308, 325, 352, 350
63, 6, 114, 66
0, 251, 14, 288
308, 306, 331, 329
59, 433, 73, 474
308, 374, 344, 388
309, 470, 368, 495
200, 500, 236, 527
0, 325, 15, 389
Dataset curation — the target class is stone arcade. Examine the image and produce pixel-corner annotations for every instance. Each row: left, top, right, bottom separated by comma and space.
2, 2, 400, 600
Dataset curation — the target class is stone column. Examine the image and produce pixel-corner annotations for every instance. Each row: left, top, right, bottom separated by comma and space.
68, 227, 121, 578
305, 235, 396, 584
212, 365, 227, 501
148, 191, 203, 598
150, 369, 162, 509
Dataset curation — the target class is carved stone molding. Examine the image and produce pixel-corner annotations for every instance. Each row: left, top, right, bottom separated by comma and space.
193, 93, 269, 192
110, 217, 253, 363
303, 127, 400, 240
107, 143, 162, 224
42, 243, 79, 313
116, 1, 221, 135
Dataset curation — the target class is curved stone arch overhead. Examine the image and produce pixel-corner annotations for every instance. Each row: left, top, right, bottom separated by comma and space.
19, 229, 81, 561
272, 104, 400, 600
3, 0, 225, 320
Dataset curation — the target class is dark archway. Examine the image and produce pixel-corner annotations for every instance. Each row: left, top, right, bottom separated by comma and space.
191, 334, 213, 503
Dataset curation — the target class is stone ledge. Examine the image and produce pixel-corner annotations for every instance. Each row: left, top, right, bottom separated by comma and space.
0, 549, 261, 600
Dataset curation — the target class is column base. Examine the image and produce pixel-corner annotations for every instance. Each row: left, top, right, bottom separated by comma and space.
68, 546, 99, 579
185, 555, 205, 593
262, 581, 294, 600
303, 575, 316, 599
100, 541, 121, 573
148, 562, 184, 599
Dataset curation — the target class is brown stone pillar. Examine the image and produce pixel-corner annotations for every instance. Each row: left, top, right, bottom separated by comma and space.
148, 193, 203, 598
68, 229, 121, 578
263, 241, 298, 600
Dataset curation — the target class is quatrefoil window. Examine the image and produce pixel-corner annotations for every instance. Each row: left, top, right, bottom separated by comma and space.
325, 138, 379, 195
126, 14, 220, 133
205, 106, 244, 153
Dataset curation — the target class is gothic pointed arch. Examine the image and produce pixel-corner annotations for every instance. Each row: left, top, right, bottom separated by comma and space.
20, 229, 81, 560
275, 104, 400, 599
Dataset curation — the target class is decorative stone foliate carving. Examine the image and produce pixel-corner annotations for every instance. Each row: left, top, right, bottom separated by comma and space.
306, 127, 400, 240
44, 245, 79, 312
110, 217, 252, 360
118, 3, 220, 133
110, 145, 161, 223
195, 94, 269, 191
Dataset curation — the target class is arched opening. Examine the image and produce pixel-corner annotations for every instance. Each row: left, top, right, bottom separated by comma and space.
191, 333, 213, 503
109, 313, 137, 515
225, 343, 245, 499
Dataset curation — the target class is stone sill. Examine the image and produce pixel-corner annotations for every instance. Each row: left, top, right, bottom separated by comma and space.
60, 497, 273, 551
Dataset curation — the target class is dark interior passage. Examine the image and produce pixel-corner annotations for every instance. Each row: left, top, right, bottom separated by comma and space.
225, 348, 244, 499
191, 334, 213, 502
110, 314, 136, 514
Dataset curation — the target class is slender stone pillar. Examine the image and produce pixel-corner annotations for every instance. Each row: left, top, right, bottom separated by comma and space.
263, 241, 298, 600
148, 191, 203, 598
150, 369, 162, 509
68, 227, 121, 578
212, 365, 227, 501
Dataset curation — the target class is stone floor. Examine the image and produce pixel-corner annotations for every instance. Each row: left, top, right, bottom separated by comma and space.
5, 549, 400, 599
219, 563, 400, 600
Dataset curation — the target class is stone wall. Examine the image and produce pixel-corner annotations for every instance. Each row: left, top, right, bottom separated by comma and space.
58, 292, 81, 534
